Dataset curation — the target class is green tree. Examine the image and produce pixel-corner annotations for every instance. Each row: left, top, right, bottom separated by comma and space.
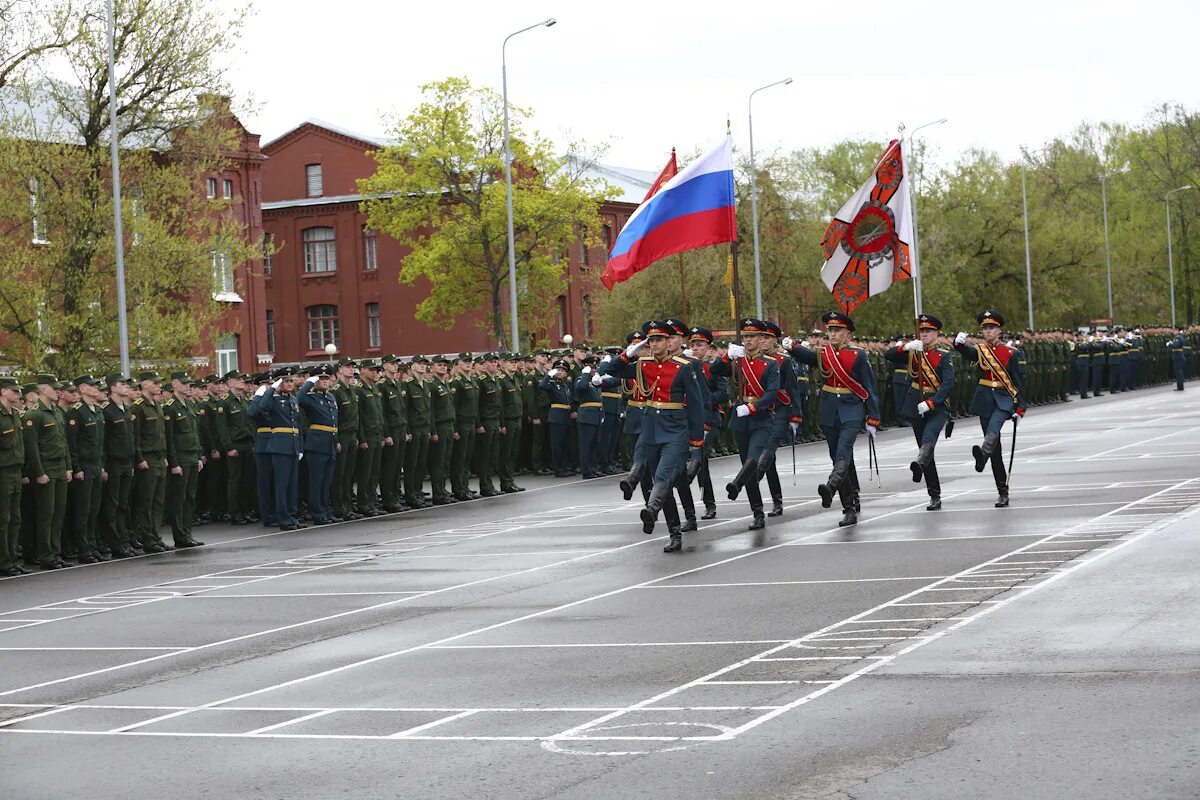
360, 77, 611, 349
0, 0, 255, 375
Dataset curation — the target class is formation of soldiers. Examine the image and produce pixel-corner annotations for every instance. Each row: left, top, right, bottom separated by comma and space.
0, 318, 1196, 574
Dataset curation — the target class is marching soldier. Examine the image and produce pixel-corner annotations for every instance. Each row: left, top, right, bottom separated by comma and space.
884, 315, 956, 510
354, 359, 385, 516
784, 312, 880, 527
162, 372, 205, 548
0, 377, 27, 575
714, 318, 780, 531
686, 327, 726, 520
250, 369, 304, 530
760, 321, 802, 518
953, 310, 1026, 508
297, 366, 339, 524
331, 358, 361, 520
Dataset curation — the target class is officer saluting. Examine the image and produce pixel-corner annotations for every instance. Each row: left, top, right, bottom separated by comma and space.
297, 366, 339, 524
884, 314, 956, 511
574, 355, 604, 478
538, 359, 573, 477
783, 311, 880, 527
954, 310, 1026, 508
250, 368, 305, 530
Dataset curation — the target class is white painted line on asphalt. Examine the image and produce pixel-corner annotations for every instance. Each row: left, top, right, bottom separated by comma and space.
428, 640, 791, 649
0, 647, 189, 651
638, 576, 948, 589
245, 708, 338, 735
0, 705, 74, 728
389, 709, 480, 738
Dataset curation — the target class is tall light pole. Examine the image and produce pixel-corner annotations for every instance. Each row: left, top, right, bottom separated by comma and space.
1165, 184, 1194, 328
1021, 161, 1034, 329
747, 77, 791, 319
1099, 165, 1129, 322
107, 0, 130, 374
905, 118, 947, 315
502, 17, 556, 351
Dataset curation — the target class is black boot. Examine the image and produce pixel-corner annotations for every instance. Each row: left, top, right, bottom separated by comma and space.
926, 493, 942, 511
818, 459, 850, 509
910, 443, 934, 483
726, 458, 757, 501
973, 431, 1000, 473
701, 504, 717, 520
747, 505, 766, 530
663, 527, 683, 553
838, 483, 859, 526
680, 514, 697, 533
994, 492, 1009, 508
640, 481, 670, 534
620, 461, 645, 502
767, 497, 784, 517
755, 449, 776, 481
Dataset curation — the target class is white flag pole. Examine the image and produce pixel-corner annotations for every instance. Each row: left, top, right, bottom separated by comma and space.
899, 126, 922, 316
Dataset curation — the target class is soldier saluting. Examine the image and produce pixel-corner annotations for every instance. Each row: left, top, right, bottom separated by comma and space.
884, 314, 956, 511
953, 310, 1026, 508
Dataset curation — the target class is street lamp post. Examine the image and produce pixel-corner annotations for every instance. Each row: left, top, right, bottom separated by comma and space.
1165, 184, 1194, 328
1099, 165, 1129, 322
502, 17, 556, 352
904, 118, 947, 315
747, 77, 792, 319
107, 0, 130, 375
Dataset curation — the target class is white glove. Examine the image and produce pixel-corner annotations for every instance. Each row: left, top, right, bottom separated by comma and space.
866, 425, 877, 437
789, 421, 800, 436
735, 404, 751, 417
625, 339, 646, 358
304, 375, 317, 385
781, 337, 794, 350
682, 348, 694, 358
298, 452, 304, 461
904, 339, 924, 352
254, 385, 268, 397
272, 378, 283, 390
954, 332, 968, 346
916, 400, 931, 416
582, 366, 592, 375
590, 373, 603, 386
727, 343, 745, 359
893, 339, 903, 348
1006, 339, 1014, 347
799, 338, 814, 349
600, 355, 611, 364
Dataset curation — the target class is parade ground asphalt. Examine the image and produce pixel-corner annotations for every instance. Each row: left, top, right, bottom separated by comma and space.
1, 385, 1199, 799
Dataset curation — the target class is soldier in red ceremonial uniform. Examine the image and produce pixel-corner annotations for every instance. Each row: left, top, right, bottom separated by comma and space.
760, 321, 803, 518
662, 317, 708, 532
884, 314, 957, 510
600, 320, 708, 553
712, 318, 781, 531
784, 311, 880, 527
686, 326, 727, 520
953, 310, 1026, 508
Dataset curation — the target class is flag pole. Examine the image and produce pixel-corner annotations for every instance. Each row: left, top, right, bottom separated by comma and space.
678, 253, 689, 320
899, 126, 923, 317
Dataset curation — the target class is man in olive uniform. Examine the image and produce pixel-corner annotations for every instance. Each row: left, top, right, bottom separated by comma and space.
24, 375, 72, 568
0, 377, 28, 576
130, 371, 171, 552
202, 375, 228, 521
497, 355, 525, 493
98, 375, 136, 557
528, 352, 552, 475
474, 353, 504, 496
212, 371, 257, 525
403, 355, 433, 508
330, 358, 360, 520
450, 354, 480, 501
427, 355, 457, 504
354, 359, 386, 516
65, 375, 106, 562
379, 355, 407, 512
162, 372, 205, 548
191, 377, 214, 523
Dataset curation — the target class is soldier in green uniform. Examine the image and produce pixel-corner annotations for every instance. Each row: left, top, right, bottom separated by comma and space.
162, 372, 205, 548
329, 358, 360, 520
498, 355, 525, 493
211, 371, 256, 525
379, 355, 407, 512
202, 375, 228, 521
403, 355, 433, 508
0, 377, 28, 575
428, 355, 457, 504
450, 354, 480, 501
24, 375, 72, 568
528, 352, 552, 475
354, 359, 386, 516
65, 375, 106, 562
474, 353, 503, 496
130, 370, 171, 552
191, 377, 213, 523
98, 375, 136, 557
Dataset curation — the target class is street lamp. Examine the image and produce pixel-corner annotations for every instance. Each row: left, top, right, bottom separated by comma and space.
1099, 164, 1129, 322
502, 17, 556, 352
747, 77, 792, 319
107, 0, 130, 375
1165, 184, 1194, 328
324, 342, 337, 363
904, 118, 947, 315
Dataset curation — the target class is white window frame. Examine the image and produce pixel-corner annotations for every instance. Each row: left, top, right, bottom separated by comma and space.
206, 177, 217, 199
29, 177, 48, 244
306, 305, 340, 351
363, 228, 378, 271
302, 226, 336, 273
210, 246, 242, 303
216, 334, 238, 375
265, 309, 276, 353
305, 164, 323, 198
223, 179, 233, 200
366, 302, 381, 348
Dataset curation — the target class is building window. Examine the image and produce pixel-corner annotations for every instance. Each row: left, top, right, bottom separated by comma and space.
261, 233, 273, 275
578, 226, 589, 267
307, 304, 339, 351
302, 226, 336, 273
223, 179, 233, 200
305, 164, 323, 198
29, 177, 48, 244
366, 302, 381, 348
206, 177, 217, 199
363, 227, 377, 270
265, 309, 276, 353
601, 224, 612, 261
556, 295, 567, 341
210, 245, 238, 301
216, 334, 238, 375
582, 294, 592, 339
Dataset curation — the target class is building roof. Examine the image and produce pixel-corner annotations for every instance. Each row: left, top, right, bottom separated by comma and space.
261, 118, 397, 152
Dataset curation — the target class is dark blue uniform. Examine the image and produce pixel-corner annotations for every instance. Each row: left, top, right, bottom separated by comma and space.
1072, 337, 1091, 398
538, 371, 573, 476
248, 386, 302, 529
574, 371, 603, 477
1169, 333, 1190, 390
709, 352, 779, 520
885, 342, 956, 507
297, 378, 338, 523
595, 373, 623, 474
954, 338, 1026, 502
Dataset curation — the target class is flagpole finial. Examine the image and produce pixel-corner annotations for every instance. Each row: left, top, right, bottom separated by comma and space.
726, 115, 731, 136
898, 122, 906, 137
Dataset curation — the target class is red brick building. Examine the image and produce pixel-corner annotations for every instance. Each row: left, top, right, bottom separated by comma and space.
256, 120, 651, 360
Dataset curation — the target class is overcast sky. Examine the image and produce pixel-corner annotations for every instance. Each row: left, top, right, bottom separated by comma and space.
217, 0, 1198, 171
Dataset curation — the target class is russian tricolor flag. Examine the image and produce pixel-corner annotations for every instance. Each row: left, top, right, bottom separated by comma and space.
601, 138, 737, 290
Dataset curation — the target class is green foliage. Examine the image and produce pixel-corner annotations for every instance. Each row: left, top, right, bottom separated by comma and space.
360, 77, 611, 349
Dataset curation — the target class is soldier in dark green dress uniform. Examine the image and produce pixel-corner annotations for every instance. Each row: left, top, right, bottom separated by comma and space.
497, 355, 525, 493
426, 356, 457, 504
474, 353, 503, 496
0, 377, 28, 575
130, 370, 171, 551
379, 355, 407, 512
65, 375, 107, 560
162, 372, 205, 548
212, 371, 257, 525
331, 358, 360, 520
450, 355, 480, 501
403, 355, 433, 508
354, 359, 386, 516
98, 375, 136, 557
27, 376, 75, 566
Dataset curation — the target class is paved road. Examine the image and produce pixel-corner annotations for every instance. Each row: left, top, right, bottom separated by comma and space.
2, 385, 1198, 799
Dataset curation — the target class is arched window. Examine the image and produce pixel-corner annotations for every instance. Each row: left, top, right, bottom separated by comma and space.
302, 226, 336, 272
306, 304, 339, 351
